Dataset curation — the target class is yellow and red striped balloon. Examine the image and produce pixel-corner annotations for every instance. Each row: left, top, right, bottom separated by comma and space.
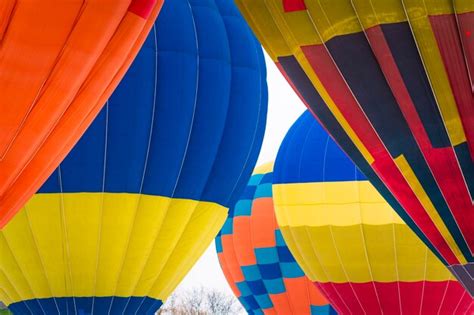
236, 0, 474, 296
273, 111, 473, 314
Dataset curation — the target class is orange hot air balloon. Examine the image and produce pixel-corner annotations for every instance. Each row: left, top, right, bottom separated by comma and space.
235, 0, 474, 296
0, 0, 162, 227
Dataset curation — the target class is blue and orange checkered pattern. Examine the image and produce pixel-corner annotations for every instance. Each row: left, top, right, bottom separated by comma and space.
216, 163, 336, 314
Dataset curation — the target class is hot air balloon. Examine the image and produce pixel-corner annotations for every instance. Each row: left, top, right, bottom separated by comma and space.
216, 163, 336, 314
272, 111, 473, 314
0, 0, 163, 227
0, 0, 267, 313
235, 0, 474, 296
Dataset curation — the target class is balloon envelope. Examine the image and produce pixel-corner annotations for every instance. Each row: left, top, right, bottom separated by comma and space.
0, 0, 162, 226
216, 163, 336, 314
235, 0, 474, 296
273, 111, 473, 314
0, 0, 267, 314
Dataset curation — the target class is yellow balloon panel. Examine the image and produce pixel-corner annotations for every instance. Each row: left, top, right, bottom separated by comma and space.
0, 193, 226, 304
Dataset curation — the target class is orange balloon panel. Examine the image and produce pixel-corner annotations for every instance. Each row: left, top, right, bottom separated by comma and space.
0, 0, 162, 227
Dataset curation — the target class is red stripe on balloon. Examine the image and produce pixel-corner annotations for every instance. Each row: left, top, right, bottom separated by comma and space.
364, 25, 474, 257
317, 281, 472, 314
429, 14, 474, 161
455, 12, 474, 92
282, 0, 306, 12
128, 0, 157, 18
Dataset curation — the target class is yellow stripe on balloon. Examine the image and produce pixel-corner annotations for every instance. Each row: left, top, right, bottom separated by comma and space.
0, 271, 18, 306
402, 0, 467, 147
394, 155, 467, 264
234, 0, 294, 61
0, 193, 227, 305
274, 180, 455, 283
403, 0, 454, 15
454, 0, 474, 13
159, 205, 226, 298
239, 0, 412, 53
277, 225, 322, 282
304, 0, 364, 42
273, 181, 399, 227
351, 0, 408, 30
0, 288, 10, 307
278, 224, 453, 283
133, 201, 227, 299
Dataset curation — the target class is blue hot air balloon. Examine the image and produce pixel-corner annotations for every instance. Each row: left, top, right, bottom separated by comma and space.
0, 0, 267, 314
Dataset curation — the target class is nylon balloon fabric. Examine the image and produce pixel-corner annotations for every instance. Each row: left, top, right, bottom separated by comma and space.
273, 111, 473, 314
235, 0, 474, 296
0, 0, 163, 227
0, 0, 267, 314
216, 163, 336, 314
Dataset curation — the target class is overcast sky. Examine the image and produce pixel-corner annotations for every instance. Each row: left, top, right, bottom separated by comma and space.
175, 52, 306, 296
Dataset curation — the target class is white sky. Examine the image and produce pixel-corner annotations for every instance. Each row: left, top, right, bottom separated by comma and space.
175, 53, 306, 296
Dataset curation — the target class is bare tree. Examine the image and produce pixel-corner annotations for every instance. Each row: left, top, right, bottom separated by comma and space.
178, 287, 206, 314
205, 289, 240, 314
158, 286, 243, 315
